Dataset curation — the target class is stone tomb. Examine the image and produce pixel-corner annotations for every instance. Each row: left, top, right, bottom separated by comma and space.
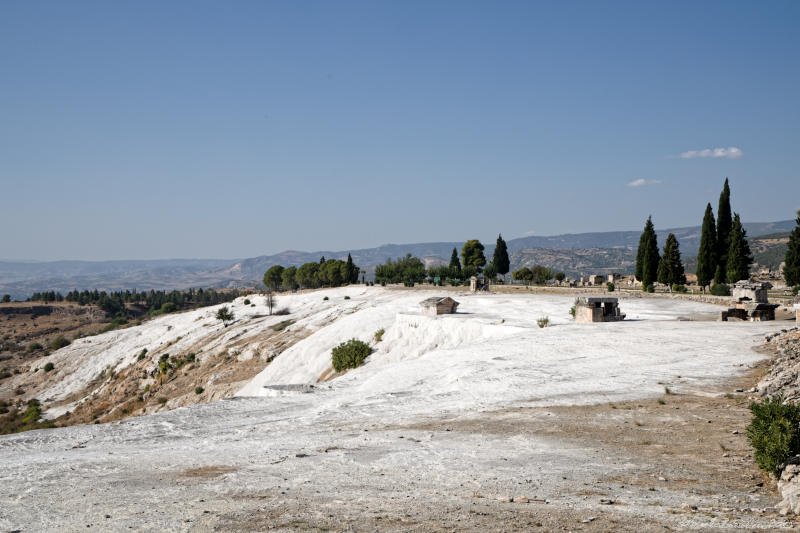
574, 296, 625, 323
419, 296, 460, 316
721, 280, 779, 322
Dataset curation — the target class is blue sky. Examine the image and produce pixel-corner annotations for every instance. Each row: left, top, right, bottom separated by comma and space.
1, 1, 798, 260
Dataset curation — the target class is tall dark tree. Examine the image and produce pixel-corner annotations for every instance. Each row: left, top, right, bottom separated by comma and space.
785, 211, 800, 287
715, 178, 733, 284
725, 213, 753, 283
657, 233, 686, 288
696, 203, 717, 289
492, 234, 510, 277
461, 240, 486, 271
345, 253, 357, 284
449, 247, 462, 276
635, 217, 652, 282
635, 216, 660, 288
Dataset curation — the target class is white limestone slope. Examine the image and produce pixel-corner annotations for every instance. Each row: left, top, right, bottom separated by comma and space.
31, 286, 375, 407
237, 290, 779, 414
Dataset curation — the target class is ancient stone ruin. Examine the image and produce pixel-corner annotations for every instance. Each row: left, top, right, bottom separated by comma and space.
721, 280, 779, 322
469, 275, 489, 292
793, 295, 800, 325
419, 296, 460, 316
574, 296, 625, 323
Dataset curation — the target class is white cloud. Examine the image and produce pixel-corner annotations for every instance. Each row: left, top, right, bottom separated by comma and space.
678, 146, 743, 159
627, 178, 662, 187
522, 229, 537, 237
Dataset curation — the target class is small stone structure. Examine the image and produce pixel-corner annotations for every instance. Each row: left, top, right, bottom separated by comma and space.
574, 296, 625, 323
469, 276, 489, 292
793, 295, 800, 325
732, 280, 771, 303
588, 275, 605, 286
419, 296, 459, 316
721, 280, 779, 321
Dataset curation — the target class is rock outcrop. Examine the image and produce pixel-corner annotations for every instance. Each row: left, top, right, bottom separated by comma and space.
756, 328, 800, 401
778, 456, 800, 515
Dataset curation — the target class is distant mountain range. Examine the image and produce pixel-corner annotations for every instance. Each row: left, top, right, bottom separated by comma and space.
0, 219, 794, 300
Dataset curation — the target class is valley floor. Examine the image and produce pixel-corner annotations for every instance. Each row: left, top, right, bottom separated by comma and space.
0, 289, 796, 531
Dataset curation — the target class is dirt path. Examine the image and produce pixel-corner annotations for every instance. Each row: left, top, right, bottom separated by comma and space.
209, 362, 797, 532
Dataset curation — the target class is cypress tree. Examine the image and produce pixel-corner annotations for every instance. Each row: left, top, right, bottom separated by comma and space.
345, 253, 356, 284
635, 216, 660, 289
725, 213, 753, 283
715, 178, 732, 284
784, 211, 800, 287
493, 234, 510, 276
696, 203, 717, 289
449, 247, 462, 276
657, 233, 686, 288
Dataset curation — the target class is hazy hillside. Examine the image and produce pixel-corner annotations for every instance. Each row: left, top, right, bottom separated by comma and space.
0, 219, 793, 299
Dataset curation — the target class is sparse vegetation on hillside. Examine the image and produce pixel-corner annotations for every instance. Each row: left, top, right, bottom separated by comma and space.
50, 335, 70, 350
0, 399, 56, 435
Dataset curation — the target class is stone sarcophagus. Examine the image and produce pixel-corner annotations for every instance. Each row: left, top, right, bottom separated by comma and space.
574, 296, 625, 323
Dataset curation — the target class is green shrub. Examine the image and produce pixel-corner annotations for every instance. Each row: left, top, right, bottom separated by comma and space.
672, 284, 688, 293
157, 397, 168, 404
43, 362, 54, 372
323, 296, 329, 301
27, 342, 43, 352
244, 299, 251, 305
271, 319, 295, 332
158, 354, 171, 375
710, 283, 731, 296
373, 328, 385, 343
194, 386, 204, 395
344, 295, 351, 300
747, 396, 800, 475
793, 286, 799, 296
331, 339, 372, 372
645, 284, 655, 293
50, 335, 70, 350
606, 282, 615, 292
536, 316, 550, 328
137, 348, 148, 361
569, 306, 576, 318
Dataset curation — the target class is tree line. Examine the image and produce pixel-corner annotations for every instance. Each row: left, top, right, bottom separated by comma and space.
263, 254, 361, 291
695, 178, 753, 289
636, 178, 756, 292
375, 235, 512, 285
28, 288, 244, 316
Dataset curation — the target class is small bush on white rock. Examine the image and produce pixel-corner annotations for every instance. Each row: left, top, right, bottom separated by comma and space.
331, 339, 372, 372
